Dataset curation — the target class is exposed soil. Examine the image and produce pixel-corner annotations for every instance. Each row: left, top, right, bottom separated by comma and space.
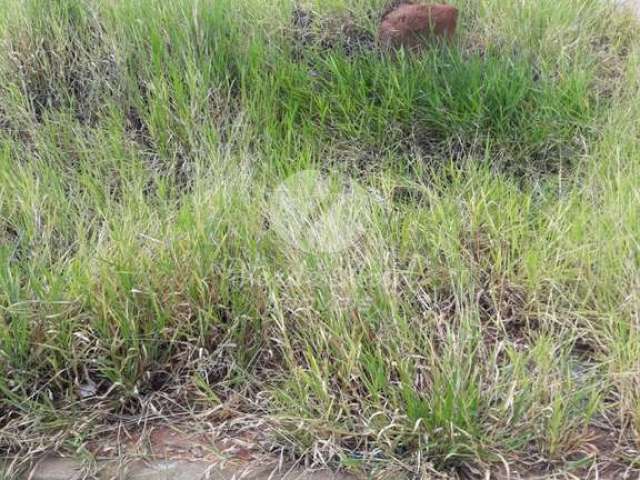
86, 425, 263, 464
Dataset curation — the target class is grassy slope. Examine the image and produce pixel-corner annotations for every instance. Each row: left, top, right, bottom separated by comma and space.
1, 0, 639, 476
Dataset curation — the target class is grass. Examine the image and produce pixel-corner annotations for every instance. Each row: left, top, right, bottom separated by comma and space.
1, 0, 640, 477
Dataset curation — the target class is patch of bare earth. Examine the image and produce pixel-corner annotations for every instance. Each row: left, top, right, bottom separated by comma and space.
85, 425, 262, 464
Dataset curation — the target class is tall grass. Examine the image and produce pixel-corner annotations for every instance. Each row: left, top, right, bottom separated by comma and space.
1, 0, 640, 477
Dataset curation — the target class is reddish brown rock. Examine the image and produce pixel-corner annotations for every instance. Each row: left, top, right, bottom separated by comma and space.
378, 3, 458, 51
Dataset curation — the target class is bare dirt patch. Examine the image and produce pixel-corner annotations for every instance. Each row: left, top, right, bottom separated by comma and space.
86, 425, 263, 464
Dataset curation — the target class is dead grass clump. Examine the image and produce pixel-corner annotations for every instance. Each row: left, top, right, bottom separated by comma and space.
290, 5, 376, 60
3, 0, 120, 124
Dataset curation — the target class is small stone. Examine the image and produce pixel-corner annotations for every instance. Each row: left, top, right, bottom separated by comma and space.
378, 3, 459, 51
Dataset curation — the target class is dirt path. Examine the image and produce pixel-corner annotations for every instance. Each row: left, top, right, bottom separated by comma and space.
24, 457, 354, 480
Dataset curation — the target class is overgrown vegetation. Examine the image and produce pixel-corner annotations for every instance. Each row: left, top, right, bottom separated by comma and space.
1, 0, 640, 477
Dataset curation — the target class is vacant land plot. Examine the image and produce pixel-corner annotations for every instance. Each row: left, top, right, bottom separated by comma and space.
1, 0, 640, 477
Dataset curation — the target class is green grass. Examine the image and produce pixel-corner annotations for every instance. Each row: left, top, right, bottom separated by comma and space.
1, 0, 640, 477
